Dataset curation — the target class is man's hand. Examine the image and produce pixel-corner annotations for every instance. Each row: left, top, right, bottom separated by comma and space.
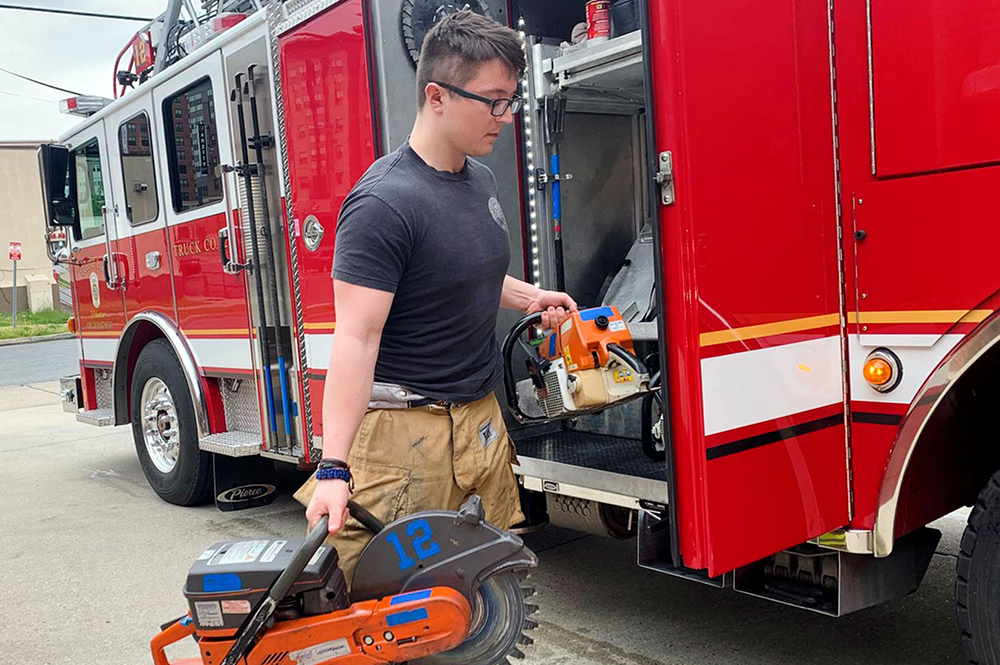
526, 288, 578, 330
306, 479, 351, 535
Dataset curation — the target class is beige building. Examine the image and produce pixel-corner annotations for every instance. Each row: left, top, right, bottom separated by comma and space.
0, 141, 63, 315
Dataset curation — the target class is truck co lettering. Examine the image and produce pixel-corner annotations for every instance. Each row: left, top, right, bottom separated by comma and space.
174, 236, 219, 258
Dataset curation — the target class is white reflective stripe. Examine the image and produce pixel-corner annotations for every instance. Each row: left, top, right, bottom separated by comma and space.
701, 336, 843, 436
858, 333, 944, 349
304, 334, 334, 370
187, 338, 254, 371
80, 338, 118, 362
849, 334, 963, 405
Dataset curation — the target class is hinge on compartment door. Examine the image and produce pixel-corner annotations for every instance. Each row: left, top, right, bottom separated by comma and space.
655, 151, 675, 206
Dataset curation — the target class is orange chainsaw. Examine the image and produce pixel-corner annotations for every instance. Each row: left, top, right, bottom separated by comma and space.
152, 497, 538, 665
502, 307, 652, 423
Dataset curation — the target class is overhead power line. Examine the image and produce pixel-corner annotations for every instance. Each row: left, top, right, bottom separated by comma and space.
0, 65, 82, 96
0, 89, 60, 103
0, 3, 154, 22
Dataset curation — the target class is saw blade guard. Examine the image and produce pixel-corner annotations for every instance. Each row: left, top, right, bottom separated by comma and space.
351, 495, 538, 605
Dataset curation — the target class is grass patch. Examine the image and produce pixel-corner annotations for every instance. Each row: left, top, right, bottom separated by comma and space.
0, 308, 70, 340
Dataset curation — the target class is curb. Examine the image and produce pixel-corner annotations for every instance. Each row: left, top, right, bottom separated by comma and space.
0, 332, 75, 347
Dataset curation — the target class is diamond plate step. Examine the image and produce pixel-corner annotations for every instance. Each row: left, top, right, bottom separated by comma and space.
200, 431, 263, 457
76, 408, 114, 427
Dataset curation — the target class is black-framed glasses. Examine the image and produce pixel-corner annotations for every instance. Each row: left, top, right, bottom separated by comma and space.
433, 81, 524, 117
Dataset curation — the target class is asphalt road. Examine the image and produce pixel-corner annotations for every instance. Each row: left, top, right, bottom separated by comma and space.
0, 378, 972, 665
0, 337, 78, 386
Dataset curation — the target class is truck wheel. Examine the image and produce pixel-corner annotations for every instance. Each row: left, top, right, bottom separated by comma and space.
130, 339, 213, 506
957, 471, 1000, 664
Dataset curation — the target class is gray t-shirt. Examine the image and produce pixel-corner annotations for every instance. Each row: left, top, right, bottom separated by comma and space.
332, 142, 511, 404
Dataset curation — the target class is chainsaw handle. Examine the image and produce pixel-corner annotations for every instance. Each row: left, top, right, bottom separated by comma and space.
501, 312, 547, 424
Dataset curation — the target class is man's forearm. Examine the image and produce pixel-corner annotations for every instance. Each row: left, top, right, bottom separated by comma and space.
500, 275, 540, 312
320, 333, 379, 461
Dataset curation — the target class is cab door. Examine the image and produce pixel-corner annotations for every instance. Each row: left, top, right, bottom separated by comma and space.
648, 0, 849, 575
103, 94, 174, 321
67, 122, 127, 381
151, 51, 257, 380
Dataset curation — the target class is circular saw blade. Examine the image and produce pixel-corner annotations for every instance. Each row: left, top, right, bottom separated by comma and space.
413, 570, 538, 665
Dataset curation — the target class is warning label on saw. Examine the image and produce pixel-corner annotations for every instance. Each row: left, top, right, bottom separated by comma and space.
260, 540, 288, 564
289, 638, 351, 664
221, 600, 251, 614
194, 601, 224, 627
209, 540, 269, 566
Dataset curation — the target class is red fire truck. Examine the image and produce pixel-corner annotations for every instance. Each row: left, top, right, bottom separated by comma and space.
37, 0, 1000, 659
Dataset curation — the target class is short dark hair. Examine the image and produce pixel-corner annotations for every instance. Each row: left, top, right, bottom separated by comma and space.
416, 10, 526, 109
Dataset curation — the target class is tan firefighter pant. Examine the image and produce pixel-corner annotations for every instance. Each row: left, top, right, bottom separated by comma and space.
293, 393, 524, 585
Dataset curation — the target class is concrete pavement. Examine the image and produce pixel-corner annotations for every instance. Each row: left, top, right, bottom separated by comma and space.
0, 382, 969, 664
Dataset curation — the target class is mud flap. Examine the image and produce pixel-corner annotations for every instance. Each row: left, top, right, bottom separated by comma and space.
213, 454, 278, 512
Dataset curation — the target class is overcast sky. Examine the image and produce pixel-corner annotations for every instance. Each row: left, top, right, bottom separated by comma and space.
0, 1, 166, 140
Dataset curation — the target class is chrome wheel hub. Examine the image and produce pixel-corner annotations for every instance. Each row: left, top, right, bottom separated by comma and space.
141, 377, 180, 473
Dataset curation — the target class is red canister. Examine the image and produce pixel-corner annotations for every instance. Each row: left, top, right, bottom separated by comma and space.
586, 0, 611, 43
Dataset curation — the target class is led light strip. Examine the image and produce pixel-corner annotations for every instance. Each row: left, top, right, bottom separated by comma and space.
518, 17, 542, 288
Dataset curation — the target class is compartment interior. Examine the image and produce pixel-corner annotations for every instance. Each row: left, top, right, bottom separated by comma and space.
508, 0, 667, 494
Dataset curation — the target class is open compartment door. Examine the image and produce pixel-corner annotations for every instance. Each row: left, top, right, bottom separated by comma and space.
647, 0, 850, 576
275, 0, 379, 450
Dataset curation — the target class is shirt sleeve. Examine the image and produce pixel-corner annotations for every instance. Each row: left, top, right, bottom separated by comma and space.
331, 194, 412, 293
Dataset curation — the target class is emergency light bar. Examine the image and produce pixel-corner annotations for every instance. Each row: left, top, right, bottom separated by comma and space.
60, 96, 112, 117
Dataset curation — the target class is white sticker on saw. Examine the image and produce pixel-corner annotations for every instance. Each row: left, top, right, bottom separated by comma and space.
560, 318, 574, 334
290, 638, 352, 664
221, 600, 252, 614
194, 601, 224, 627
197, 548, 216, 561
260, 540, 288, 564
609, 320, 626, 332
308, 546, 326, 567
211, 540, 269, 566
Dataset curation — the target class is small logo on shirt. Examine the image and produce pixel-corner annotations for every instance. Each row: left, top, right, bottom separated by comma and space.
488, 197, 507, 232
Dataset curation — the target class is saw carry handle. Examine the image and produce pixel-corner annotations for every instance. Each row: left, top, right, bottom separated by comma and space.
220, 514, 331, 664
221, 500, 385, 664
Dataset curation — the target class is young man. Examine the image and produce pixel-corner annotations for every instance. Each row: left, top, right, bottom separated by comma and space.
296, 10, 577, 581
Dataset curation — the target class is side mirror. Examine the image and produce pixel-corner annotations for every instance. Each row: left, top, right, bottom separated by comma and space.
37, 144, 79, 229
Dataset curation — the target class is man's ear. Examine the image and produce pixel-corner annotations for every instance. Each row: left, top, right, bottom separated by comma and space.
424, 82, 446, 114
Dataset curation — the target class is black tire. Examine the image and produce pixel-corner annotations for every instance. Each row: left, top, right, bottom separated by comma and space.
957, 471, 1000, 664
130, 339, 213, 506
414, 571, 537, 665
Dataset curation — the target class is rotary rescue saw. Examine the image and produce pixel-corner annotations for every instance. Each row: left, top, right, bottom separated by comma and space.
502, 306, 652, 422
152, 496, 538, 665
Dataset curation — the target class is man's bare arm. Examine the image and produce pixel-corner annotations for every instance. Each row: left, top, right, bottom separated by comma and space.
305, 279, 394, 533
500, 275, 578, 329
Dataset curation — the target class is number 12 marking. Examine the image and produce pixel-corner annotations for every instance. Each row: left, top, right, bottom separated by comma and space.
386, 519, 442, 571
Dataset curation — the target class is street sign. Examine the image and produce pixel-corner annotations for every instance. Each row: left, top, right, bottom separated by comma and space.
8, 241, 21, 261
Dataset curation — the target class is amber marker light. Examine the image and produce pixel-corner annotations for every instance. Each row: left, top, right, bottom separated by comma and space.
67, 317, 76, 334
863, 349, 901, 392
